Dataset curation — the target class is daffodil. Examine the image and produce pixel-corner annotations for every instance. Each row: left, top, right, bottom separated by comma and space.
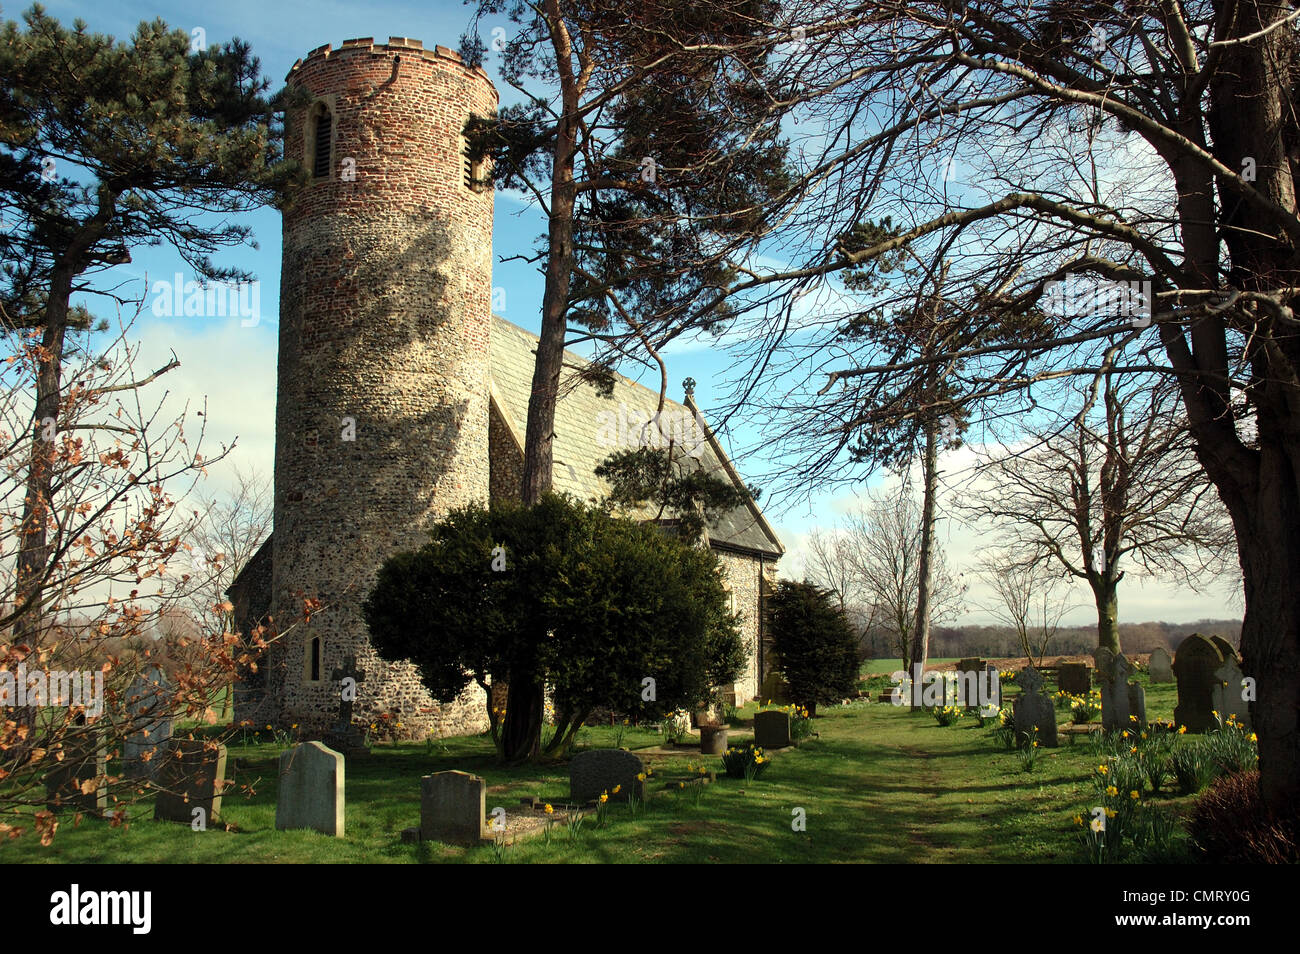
1106, 785, 1118, 797
544, 804, 553, 814
1129, 790, 1139, 800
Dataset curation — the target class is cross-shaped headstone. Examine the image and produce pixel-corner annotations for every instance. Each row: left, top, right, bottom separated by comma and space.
332, 654, 366, 725
1018, 667, 1045, 696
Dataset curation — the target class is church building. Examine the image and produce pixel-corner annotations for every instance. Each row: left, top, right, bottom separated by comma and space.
228, 37, 781, 740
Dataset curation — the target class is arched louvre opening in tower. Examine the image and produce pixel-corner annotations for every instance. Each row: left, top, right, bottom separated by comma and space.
312, 104, 332, 179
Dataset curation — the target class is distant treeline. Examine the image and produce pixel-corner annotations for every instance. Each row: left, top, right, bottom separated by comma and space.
859, 619, 1242, 660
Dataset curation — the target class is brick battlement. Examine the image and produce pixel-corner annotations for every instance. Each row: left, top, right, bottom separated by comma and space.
287, 36, 497, 99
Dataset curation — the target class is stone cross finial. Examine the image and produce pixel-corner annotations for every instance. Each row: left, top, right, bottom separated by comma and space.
682, 377, 696, 398
332, 654, 366, 725
1018, 666, 1045, 695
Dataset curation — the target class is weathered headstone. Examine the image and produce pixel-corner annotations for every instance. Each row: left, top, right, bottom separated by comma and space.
1211, 657, 1252, 730
44, 722, 107, 815
570, 749, 647, 803
1126, 683, 1146, 729
1011, 667, 1058, 747
956, 658, 984, 705
1208, 635, 1238, 663
699, 724, 728, 755
978, 663, 1002, 715
124, 667, 173, 779
1096, 651, 1135, 731
325, 655, 369, 755
153, 739, 227, 827
1173, 633, 1224, 732
753, 709, 793, 748
1057, 662, 1091, 695
420, 770, 487, 844
276, 741, 345, 836
1147, 647, 1174, 683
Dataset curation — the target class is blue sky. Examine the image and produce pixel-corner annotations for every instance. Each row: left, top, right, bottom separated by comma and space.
16, 0, 1241, 626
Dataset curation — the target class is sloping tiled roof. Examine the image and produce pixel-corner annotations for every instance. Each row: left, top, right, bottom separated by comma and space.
490, 315, 783, 557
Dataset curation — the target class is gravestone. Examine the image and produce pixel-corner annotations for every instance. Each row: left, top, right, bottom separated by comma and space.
1011, 667, 1058, 747
124, 667, 173, 780
1208, 635, 1238, 663
1126, 683, 1146, 729
569, 749, 647, 804
1173, 633, 1224, 732
978, 663, 1002, 715
44, 722, 107, 816
153, 739, 227, 827
1095, 651, 1135, 731
957, 659, 985, 705
1147, 647, 1174, 684
1211, 657, 1252, 730
753, 709, 793, 748
276, 741, 345, 836
699, 724, 728, 755
420, 771, 487, 845
324, 655, 369, 756
1057, 663, 1091, 695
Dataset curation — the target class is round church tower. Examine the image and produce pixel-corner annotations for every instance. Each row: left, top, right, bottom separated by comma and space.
271, 37, 497, 739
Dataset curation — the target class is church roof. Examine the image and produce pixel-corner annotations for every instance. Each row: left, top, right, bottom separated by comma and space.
488, 316, 783, 558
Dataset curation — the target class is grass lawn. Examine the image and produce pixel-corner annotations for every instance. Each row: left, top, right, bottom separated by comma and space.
4, 672, 1205, 864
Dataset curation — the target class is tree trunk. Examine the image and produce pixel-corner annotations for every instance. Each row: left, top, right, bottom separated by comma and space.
507, 1, 584, 758
1234, 463, 1300, 818
909, 419, 938, 674
13, 263, 75, 647
500, 677, 544, 763
1091, 578, 1121, 655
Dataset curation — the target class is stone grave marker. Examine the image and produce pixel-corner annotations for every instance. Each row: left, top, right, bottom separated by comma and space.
153, 739, 227, 827
1011, 666, 1058, 747
1147, 647, 1174, 684
420, 770, 487, 845
44, 721, 107, 816
325, 655, 369, 756
124, 666, 173, 780
1057, 662, 1091, 695
1126, 683, 1147, 729
569, 749, 646, 804
1208, 635, 1238, 663
1096, 651, 1134, 731
276, 741, 345, 836
753, 709, 793, 748
957, 659, 984, 706
1211, 657, 1252, 730
699, 724, 728, 755
1173, 633, 1224, 732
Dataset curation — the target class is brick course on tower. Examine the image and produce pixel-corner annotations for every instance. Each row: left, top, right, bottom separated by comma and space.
270, 38, 498, 739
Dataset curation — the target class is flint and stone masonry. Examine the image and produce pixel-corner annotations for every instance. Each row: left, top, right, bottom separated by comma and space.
271, 38, 498, 739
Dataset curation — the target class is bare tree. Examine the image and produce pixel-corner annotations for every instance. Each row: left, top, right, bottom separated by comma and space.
977, 549, 1074, 666
183, 466, 273, 636
804, 527, 859, 613
959, 375, 1235, 655
719, 1, 1300, 815
840, 483, 966, 673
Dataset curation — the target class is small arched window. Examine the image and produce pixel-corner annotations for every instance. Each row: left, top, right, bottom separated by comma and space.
307, 635, 323, 682
310, 103, 332, 179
